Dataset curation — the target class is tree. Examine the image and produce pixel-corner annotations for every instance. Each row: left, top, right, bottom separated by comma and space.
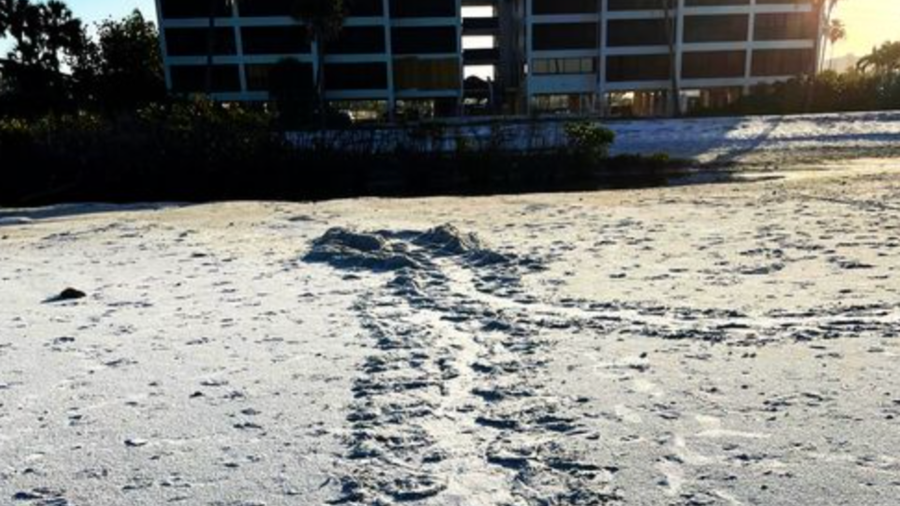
822, 18, 845, 70
812, 0, 842, 74
660, 0, 680, 117
0, 0, 30, 45
0, 0, 32, 73
804, 0, 842, 110
0, 0, 89, 115
94, 10, 165, 110
857, 42, 900, 75
291, 0, 346, 123
2, 3, 162, 115
268, 57, 316, 127
39, 0, 83, 71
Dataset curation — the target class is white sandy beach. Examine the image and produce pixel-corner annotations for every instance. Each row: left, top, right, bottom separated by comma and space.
1, 131, 900, 504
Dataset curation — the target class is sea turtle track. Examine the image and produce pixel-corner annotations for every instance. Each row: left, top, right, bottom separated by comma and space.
305, 225, 618, 505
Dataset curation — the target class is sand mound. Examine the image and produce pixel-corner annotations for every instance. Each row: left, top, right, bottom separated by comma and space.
303, 227, 422, 271
413, 224, 486, 255
414, 225, 515, 266
305, 225, 519, 273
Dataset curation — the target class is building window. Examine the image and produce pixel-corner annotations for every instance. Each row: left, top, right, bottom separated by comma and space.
686, 0, 749, 6
245, 62, 314, 92
754, 13, 817, 41
532, 23, 598, 51
392, 27, 458, 55
236, 0, 291, 17
170, 65, 242, 93
532, 58, 595, 75
165, 28, 237, 57
751, 48, 814, 76
532, 94, 596, 114
607, 19, 672, 47
236, 0, 382, 18
329, 26, 387, 54
394, 57, 460, 90
390, 0, 456, 18
532, 0, 598, 15
683, 15, 749, 43
608, 0, 676, 10
161, 0, 231, 19
245, 64, 273, 92
607, 54, 671, 82
241, 26, 309, 55
346, 0, 384, 17
325, 63, 389, 90
682, 51, 746, 79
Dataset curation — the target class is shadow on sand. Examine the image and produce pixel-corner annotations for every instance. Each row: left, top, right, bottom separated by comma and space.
0, 203, 184, 227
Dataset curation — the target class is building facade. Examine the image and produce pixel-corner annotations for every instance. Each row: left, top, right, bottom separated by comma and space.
155, 0, 821, 118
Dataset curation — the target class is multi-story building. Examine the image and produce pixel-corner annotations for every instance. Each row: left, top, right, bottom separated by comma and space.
155, 0, 821, 118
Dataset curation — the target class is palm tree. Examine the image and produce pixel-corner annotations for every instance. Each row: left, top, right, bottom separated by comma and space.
291, 0, 346, 123
39, 0, 83, 72
804, 0, 841, 110
857, 42, 900, 75
206, 0, 233, 95
0, 0, 32, 66
0, 0, 10, 35
0, 0, 28, 39
0, 0, 19, 73
1, 0, 88, 113
661, 0, 680, 117
2, 0, 80, 72
823, 18, 845, 70
811, 0, 842, 74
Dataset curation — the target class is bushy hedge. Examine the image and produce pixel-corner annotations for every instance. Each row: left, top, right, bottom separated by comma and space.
1, 100, 294, 203
696, 71, 900, 116
0, 100, 670, 206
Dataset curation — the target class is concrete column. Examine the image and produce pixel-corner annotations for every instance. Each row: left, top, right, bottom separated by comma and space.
744, 0, 756, 94
674, 0, 685, 114
311, 39, 321, 94
524, 0, 533, 116
154, 0, 173, 92
383, 0, 396, 120
456, 0, 464, 117
597, 0, 608, 116
231, 1, 247, 95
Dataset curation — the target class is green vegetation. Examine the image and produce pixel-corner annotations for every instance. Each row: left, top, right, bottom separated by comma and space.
699, 41, 900, 116
0, 94, 631, 202
564, 121, 616, 166
0, 2, 163, 116
290, 0, 346, 124
0, 101, 650, 205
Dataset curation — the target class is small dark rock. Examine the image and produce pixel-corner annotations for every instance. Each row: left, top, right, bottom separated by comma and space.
13, 491, 43, 500
45, 288, 86, 303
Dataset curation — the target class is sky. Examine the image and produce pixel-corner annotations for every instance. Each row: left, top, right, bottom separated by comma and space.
0, 0, 156, 54
1, 0, 897, 61
831, 0, 900, 58
55, 0, 156, 30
